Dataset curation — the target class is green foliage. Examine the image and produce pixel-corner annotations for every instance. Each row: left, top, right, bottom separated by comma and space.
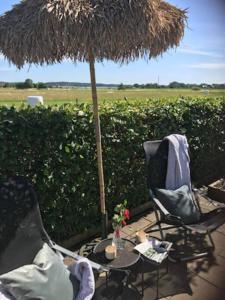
116, 82, 225, 90
15, 82, 26, 89
169, 81, 186, 88
3, 83, 10, 88
37, 82, 47, 89
15, 78, 34, 89
24, 79, 34, 88
112, 199, 129, 228
0, 97, 225, 242
118, 83, 126, 90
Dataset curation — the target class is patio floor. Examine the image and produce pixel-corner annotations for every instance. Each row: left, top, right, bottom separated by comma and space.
95, 195, 225, 300
66, 195, 225, 300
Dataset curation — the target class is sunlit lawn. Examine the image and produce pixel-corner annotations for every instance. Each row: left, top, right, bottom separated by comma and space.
0, 88, 224, 106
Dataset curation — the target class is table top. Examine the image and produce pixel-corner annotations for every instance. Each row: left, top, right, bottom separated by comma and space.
92, 238, 140, 270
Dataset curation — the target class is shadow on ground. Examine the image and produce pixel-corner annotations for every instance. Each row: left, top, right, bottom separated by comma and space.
91, 228, 219, 299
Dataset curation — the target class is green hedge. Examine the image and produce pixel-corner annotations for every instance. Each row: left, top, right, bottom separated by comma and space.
0, 97, 225, 241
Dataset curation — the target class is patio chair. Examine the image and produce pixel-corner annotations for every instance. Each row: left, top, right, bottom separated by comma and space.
143, 139, 225, 261
0, 177, 103, 300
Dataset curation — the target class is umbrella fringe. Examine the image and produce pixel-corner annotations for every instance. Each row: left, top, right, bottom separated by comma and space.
0, 0, 187, 67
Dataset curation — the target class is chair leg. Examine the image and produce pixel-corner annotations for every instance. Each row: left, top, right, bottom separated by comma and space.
168, 228, 215, 262
154, 209, 165, 240
183, 229, 188, 245
177, 229, 215, 262
207, 230, 215, 250
179, 252, 210, 261
145, 217, 215, 262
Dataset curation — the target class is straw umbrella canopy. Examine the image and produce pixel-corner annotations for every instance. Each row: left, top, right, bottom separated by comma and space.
0, 0, 186, 237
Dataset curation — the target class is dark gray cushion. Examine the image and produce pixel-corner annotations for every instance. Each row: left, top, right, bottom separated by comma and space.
0, 243, 79, 300
155, 185, 201, 224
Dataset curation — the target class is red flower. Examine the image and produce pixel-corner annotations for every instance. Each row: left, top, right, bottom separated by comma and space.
124, 209, 130, 220
122, 220, 126, 226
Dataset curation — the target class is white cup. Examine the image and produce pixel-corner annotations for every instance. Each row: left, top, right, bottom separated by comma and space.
136, 230, 148, 243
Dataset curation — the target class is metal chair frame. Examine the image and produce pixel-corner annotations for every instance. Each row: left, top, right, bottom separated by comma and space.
0, 177, 106, 276
143, 140, 225, 262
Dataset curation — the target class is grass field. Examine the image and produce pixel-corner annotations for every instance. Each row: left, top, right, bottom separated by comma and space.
0, 87, 224, 106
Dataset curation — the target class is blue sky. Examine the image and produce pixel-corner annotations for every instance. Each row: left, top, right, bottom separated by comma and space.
0, 0, 225, 84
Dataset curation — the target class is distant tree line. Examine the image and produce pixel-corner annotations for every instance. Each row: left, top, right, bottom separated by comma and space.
118, 82, 225, 90
0, 79, 224, 90
45, 81, 118, 88
1, 79, 47, 89
0, 80, 118, 89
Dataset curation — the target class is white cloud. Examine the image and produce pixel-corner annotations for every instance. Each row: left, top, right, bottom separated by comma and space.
178, 48, 224, 58
186, 63, 225, 70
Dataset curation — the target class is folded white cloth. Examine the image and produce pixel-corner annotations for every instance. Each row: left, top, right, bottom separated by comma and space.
0, 258, 95, 300
165, 134, 191, 191
0, 284, 15, 300
68, 258, 95, 300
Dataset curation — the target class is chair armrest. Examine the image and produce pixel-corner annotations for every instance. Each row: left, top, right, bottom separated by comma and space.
152, 197, 184, 225
165, 214, 184, 225
192, 187, 198, 194
152, 197, 170, 216
50, 242, 108, 272
192, 187, 204, 199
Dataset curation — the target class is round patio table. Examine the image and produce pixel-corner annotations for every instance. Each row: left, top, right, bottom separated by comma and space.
93, 238, 140, 269
92, 238, 143, 296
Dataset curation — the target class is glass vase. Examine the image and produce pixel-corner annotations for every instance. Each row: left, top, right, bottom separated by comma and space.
112, 225, 124, 250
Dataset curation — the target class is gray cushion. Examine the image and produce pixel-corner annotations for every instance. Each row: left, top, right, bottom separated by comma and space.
0, 243, 79, 300
155, 185, 201, 224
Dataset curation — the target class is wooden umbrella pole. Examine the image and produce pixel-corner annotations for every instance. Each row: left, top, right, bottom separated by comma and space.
89, 50, 108, 238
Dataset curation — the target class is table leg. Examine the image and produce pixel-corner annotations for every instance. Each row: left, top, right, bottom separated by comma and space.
106, 271, 108, 288
141, 268, 144, 296
119, 268, 143, 297
141, 257, 144, 296
166, 257, 169, 274
156, 265, 159, 300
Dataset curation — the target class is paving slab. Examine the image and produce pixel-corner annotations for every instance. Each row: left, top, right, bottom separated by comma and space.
169, 274, 223, 300
143, 212, 157, 223
187, 255, 225, 290
216, 223, 225, 235
218, 248, 225, 259
198, 196, 225, 211
145, 261, 192, 298
210, 231, 225, 254
107, 230, 127, 239
120, 224, 136, 236
125, 218, 152, 232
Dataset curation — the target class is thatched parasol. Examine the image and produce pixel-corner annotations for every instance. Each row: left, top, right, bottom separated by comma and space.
0, 0, 187, 238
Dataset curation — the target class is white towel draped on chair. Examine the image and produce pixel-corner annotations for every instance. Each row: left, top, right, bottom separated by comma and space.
165, 134, 191, 191
68, 258, 95, 300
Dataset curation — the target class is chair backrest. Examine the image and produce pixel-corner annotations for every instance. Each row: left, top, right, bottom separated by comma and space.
143, 140, 169, 191
0, 177, 50, 275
